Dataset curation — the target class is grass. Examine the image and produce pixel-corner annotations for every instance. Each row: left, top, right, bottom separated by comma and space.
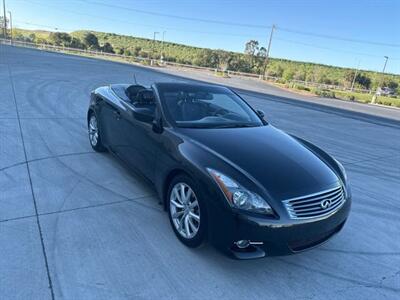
279, 82, 400, 108
334, 90, 400, 107
215, 70, 230, 78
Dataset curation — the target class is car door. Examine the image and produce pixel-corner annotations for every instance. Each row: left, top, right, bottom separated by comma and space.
98, 89, 126, 152
114, 93, 161, 182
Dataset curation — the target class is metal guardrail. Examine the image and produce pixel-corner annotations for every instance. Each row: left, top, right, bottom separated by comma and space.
0, 38, 372, 94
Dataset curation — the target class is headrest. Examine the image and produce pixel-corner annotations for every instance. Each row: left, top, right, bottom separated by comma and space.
136, 90, 155, 105
126, 85, 145, 101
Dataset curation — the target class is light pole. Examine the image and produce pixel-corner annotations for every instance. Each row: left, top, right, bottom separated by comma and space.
2, 0, 6, 39
372, 56, 389, 104
7, 10, 11, 41
161, 31, 166, 60
152, 31, 159, 59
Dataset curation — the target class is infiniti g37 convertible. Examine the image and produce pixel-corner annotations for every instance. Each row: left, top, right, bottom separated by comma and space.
87, 82, 351, 259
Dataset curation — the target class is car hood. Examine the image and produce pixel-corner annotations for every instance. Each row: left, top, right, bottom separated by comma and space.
178, 125, 339, 200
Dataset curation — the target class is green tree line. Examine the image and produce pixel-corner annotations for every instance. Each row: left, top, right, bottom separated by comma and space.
11, 28, 400, 94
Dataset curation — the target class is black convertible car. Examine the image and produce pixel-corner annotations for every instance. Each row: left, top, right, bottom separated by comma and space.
87, 82, 351, 259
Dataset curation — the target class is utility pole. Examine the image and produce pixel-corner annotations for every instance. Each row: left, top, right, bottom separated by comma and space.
7, 10, 11, 41
372, 56, 389, 104
161, 31, 166, 60
152, 31, 159, 60
263, 24, 275, 79
2, 0, 6, 39
350, 60, 360, 92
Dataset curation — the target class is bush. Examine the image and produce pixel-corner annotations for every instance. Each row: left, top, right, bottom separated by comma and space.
295, 84, 310, 92
276, 78, 287, 84
314, 89, 335, 98
343, 94, 355, 101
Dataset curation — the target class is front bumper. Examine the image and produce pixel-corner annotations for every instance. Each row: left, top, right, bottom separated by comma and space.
208, 196, 351, 259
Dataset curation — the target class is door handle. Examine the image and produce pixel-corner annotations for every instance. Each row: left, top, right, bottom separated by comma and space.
113, 111, 121, 120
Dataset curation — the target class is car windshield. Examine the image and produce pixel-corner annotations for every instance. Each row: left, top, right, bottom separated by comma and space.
157, 84, 264, 128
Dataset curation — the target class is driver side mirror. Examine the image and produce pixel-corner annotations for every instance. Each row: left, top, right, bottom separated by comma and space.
133, 108, 154, 123
256, 109, 265, 119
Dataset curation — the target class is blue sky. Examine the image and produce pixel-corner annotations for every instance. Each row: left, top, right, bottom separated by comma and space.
7, 0, 400, 74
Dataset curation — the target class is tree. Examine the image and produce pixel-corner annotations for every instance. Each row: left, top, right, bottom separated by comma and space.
355, 73, 371, 89
244, 40, 259, 67
255, 47, 267, 75
49, 32, 72, 46
133, 46, 142, 56
28, 33, 36, 43
70, 37, 85, 49
82, 32, 99, 50
193, 49, 219, 68
344, 70, 356, 87
101, 42, 114, 53
216, 50, 232, 71
282, 68, 295, 82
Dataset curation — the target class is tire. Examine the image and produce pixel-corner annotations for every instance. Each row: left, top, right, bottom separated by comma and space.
167, 174, 207, 248
88, 112, 107, 152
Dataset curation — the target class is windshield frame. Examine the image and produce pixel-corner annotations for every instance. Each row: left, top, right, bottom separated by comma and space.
154, 83, 266, 129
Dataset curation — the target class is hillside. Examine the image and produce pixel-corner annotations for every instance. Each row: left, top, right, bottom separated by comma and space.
11, 28, 400, 94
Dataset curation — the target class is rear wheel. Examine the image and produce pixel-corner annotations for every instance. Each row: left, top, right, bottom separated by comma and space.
167, 174, 207, 248
88, 112, 107, 152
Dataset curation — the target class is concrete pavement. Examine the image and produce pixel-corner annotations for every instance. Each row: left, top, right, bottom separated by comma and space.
1, 44, 399, 299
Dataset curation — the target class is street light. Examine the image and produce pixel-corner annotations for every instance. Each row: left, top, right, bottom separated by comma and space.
7, 10, 11, 41
2, 0, 6, 39
161, 31, 166, 61
372, 56, 389, 104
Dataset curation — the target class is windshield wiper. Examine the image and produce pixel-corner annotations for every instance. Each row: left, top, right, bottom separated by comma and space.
213, 123, 257, 128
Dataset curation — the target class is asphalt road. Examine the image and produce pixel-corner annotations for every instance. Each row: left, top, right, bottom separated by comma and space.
1, 45, 399, 300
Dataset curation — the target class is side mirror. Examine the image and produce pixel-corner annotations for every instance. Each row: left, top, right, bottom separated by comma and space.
256, 109, 265, 118
152, 118, 163, 134
133, 108, 154, 123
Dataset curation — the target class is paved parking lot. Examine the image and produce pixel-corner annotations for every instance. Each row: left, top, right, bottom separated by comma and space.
1, 45, 399, 299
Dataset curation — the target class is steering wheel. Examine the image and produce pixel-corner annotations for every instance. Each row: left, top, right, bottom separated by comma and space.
214, 108, 229, 116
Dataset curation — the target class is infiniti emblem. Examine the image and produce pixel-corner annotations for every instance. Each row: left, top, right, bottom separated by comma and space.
320, 199, 332, 209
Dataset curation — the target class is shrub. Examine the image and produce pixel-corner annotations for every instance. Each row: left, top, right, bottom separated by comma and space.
314, 89, 335, 98
344, 95, 355, 101
276, 78, 287, 84
295, 84, 310, 92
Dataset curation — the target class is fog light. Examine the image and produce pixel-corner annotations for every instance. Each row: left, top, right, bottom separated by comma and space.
235, 240, 250, 249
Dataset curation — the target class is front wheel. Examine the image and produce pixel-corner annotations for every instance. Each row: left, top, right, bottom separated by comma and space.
88, 112, 107, 152
167, 174, 207, 248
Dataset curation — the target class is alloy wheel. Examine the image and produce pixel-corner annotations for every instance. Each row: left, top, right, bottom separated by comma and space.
88, 115, 99, 147
169, 182, 201, 239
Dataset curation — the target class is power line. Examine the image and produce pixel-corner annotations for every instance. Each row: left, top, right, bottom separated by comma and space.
20, 0, 398, 48
14, 20, 72, 31
78, 0, 399, 48
274, 37, 400, 60
77, 0, 271, 29
18, 0, 264, 39
277, 26, 400, 48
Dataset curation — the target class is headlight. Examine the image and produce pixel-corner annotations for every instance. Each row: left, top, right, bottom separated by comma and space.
334, 158, 347, 182
333, 158, 349, 197
207, 168, 274, 215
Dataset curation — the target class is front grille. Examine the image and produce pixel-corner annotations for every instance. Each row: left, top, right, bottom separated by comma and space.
283, 185, 345, 220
